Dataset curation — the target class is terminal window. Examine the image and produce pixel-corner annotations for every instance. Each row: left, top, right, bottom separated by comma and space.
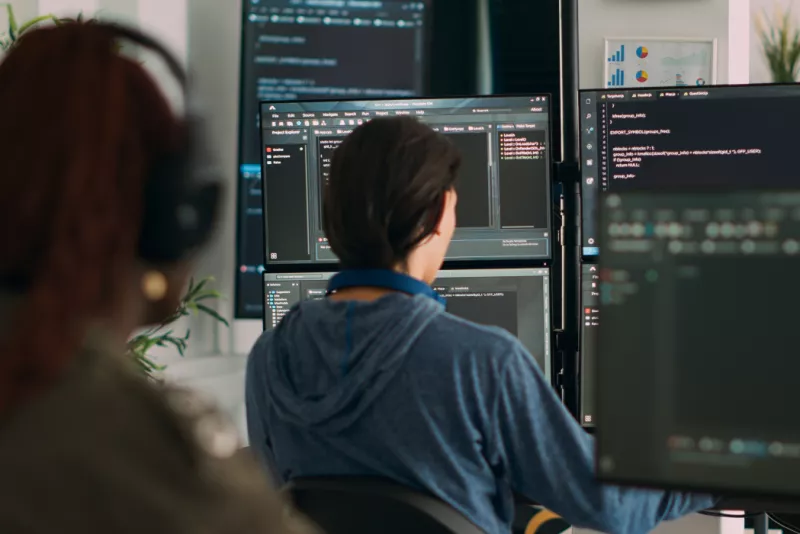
579, 85, 800, 257
264, 268, 552, 373
236, 0, 428, 318
596, 191, 800, 497
260, 96, 552, 266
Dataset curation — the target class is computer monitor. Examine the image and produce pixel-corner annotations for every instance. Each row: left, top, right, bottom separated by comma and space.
595, 190, 800, 498
579, 84, 800, 258
236, 0, 430, 318
580, 263, 599, 427
259, 95, 553, 270
263, 268, 552, 375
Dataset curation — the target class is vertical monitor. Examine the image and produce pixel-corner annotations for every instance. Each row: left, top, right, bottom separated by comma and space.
259, 95, 553, 269
596, 190, 800, 498
236, 0, 430, 318
580, 84, 800, 258
263, 268, 553, 376
580, 263, 599, 427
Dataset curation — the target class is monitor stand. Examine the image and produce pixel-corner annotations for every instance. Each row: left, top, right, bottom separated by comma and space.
753, 513, 769, 534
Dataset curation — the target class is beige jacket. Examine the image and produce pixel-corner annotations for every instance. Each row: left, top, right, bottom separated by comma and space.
0, 334, 314, 534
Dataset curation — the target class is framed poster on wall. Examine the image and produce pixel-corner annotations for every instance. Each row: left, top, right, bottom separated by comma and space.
603, 37, 718, 89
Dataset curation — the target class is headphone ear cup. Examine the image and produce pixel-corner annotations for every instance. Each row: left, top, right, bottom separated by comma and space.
137, 150, 222, 265
138, 153, 190, 264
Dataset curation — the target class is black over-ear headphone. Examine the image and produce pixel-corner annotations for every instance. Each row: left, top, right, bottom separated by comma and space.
101, 23, 222, 265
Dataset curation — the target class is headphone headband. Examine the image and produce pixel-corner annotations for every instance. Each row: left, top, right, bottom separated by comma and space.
92, 21, 222, 264
96, 22, 188, 89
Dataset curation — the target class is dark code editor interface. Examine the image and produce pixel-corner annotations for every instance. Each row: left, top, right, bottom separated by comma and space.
580, 84, 800, 257
596, 191, 800, 497
263, 268, 552, 373
580, 263, 599, 427
237, 0, 428, 318
259, 96, 553, 267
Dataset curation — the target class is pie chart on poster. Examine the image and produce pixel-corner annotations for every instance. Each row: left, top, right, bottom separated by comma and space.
636, 70, 648, 83
636, 46, 649, 58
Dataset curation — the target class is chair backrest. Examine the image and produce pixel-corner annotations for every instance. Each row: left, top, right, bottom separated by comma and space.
286, 477, 487, 534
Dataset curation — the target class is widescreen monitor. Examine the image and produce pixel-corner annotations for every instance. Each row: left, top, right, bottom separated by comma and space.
580, 263, 599, 427
579, 84, 800, 258
263, 268, 552, 376
258, 95, 553, 275
236, 0, 430, 318
595, 190, 800, 498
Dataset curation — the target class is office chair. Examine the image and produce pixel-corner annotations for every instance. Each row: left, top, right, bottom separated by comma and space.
285, 477, 487, 534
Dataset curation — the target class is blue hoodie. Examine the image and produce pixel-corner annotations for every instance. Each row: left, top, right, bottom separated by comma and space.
245, 293, 715, 534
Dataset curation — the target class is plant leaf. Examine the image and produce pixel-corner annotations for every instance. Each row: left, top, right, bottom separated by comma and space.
17, 14, 59, 36
4, 3, 17, 40
197, 303, 230, 327
759, 4, 800, 82
125, 275, 228, 376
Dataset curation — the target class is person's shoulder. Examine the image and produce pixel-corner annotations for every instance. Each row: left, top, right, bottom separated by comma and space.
0, 351, 314, 533
423, 312, 528, 363
248, 298, 329, 360
433, 312, 524, 347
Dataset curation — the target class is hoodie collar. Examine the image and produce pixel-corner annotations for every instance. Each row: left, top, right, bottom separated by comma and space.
327, 270, 446, 306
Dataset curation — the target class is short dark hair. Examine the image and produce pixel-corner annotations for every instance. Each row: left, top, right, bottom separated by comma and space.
323, 116, 461, 270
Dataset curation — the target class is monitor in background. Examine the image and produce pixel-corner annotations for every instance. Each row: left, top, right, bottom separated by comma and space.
580, 263, 599, 427
236, 0, 430, 318
596, 190, 800, 498
263, 268, 552, 375
259, 95, 553, 270
579, 84, 800, 258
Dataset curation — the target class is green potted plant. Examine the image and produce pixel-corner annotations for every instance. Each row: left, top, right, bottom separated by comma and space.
128, 277, 229, 378
755, 4, 800, 83
2, 5, 230, 376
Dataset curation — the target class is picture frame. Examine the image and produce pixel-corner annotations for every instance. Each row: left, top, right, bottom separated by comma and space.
602, 37, 718, 89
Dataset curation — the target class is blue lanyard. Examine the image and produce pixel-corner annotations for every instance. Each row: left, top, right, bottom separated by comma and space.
327, 270, 446, 306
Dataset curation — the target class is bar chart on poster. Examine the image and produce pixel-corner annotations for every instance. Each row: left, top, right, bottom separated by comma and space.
603, 38, 717, 89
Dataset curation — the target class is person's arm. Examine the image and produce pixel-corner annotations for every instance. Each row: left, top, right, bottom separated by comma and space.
245, 333, 282, 485
490, 345, 716, 534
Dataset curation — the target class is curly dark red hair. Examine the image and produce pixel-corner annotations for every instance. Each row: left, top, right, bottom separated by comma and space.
0, 22, 182, 413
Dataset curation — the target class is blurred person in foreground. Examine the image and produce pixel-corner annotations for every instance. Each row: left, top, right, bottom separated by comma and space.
245, 116, 717, 534
0, 21, 312, 533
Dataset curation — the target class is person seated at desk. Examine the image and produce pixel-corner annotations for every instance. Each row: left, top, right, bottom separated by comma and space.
245, 116, 716, 534
0, 21, 311, 534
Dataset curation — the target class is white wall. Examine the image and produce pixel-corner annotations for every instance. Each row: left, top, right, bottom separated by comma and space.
178, 0, 249, 438
578, 0, 750, 89
186, 0, 246, 358
749, 0, 800, 83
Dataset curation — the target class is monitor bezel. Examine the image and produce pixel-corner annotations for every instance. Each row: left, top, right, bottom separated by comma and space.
594, 186, 800, 500
257, 93, 557, 275
577, 82, 800, 261
578, 259, 598, 429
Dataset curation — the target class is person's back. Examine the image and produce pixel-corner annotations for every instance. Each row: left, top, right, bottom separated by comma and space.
246, 117, 716, 534
0, 326, 312, 533
248, 293, 539, 534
